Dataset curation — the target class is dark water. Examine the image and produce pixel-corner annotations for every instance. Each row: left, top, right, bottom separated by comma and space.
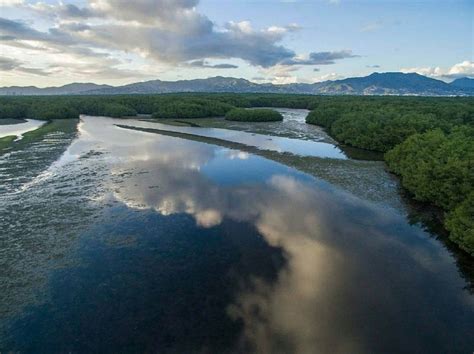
0, 115, 473, 354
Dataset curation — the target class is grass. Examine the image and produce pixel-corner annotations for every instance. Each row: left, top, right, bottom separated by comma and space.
0, 119, 78, 155
0, 135, 16, 152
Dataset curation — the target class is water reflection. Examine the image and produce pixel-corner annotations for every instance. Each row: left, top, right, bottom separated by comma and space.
0, 119, 45, 140
1, 116, 473, 353
111, 145, 474, 353
117, 118, 348, 159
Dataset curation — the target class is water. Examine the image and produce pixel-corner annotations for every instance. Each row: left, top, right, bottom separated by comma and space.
0, 119, 46, 140
0, 114, 472, 353
196, 108, 335, 142
128, 109, 347, 159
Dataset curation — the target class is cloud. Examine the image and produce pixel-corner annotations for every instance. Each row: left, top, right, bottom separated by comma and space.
0, 17, 45, 41
313, 72, 342, 82
258, 64, 302, 84
401, 60, 474, 80
281, 50, 359, 66
0, 17, 82, 47
1, 0, 356, 69
0, 17, 150, 80
0, 56, 19, 71
212, 63, 239, 69
72, 20, 296, 67
187, 60, 238, 69
88, 0, 206, 28
0, 0, 23, 5
0, 0, 359, 84
366, 64, 380, 68
15, 1, 302, 67
0, 56, 50, 76
28, 2, 96, 19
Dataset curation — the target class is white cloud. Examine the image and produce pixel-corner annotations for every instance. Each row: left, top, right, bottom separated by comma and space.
258, 64, 301, 84
401, 60, 474, 80
0, 0, 359, 84
445, 61, 474, 78
312, 72, 342, 82
0, 55, 50, 76
0, 0, 23, 5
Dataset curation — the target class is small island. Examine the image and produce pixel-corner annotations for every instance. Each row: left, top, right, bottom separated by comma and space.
225, 108, 283, 122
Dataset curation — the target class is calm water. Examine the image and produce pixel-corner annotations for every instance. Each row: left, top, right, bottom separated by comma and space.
0, 119, 45, 140
128, 110, 347, 159
0, 114, 473, 353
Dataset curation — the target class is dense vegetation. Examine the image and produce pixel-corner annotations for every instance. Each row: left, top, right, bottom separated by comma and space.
306, 96, 474, 255
0, 93, 473, 254
0, 94, 316, 121
385, 127, 474, 254
225, 108, 283, 122
306, 96, 473, 152
152, 98, 233, 118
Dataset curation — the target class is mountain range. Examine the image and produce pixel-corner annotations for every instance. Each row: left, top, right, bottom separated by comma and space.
1, 73, 473, 96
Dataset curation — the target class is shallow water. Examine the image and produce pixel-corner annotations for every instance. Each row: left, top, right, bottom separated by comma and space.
0, 114, 472, 353
0, 119, 46, 140
132, 109, 347, 159
159, 108, 334, 142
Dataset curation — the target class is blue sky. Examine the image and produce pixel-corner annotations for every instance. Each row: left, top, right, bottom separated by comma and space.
0, 0, 472, 87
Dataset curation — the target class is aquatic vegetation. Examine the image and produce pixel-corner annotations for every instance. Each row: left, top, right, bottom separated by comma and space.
1, 114, 472, 353
1, 94, 473, 254
0, 120, 78, 156
225, 108, 283, 122
0, 135, 15, 152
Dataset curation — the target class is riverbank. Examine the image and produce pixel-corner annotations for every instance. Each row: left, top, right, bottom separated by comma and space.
306, 98, 474, 256
0, 119, 46, 140
1, 113, 472, 353
0, 119, 77, 154
1, 93, 472, 254
0, 136, 16, 151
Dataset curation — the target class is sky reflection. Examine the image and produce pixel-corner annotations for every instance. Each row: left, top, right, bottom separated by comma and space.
1, 115, 472, 353
76, 116, 473, 354
0, 119, 46, 140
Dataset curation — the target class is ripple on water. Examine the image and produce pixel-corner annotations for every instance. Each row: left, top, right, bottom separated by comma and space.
1, 114, 472, 354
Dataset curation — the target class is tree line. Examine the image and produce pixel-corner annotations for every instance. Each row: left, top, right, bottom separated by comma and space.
306, 96, 474, 255
0, 93, 317, 120
0, 93, 473, 254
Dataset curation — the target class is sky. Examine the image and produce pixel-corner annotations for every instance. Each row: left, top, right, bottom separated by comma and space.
0, 0, 472, 87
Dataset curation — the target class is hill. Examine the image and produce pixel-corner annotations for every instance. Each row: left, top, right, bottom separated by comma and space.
1, 73, 472, 96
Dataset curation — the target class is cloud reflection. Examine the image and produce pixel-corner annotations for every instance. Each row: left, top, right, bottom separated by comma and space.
74, 116, 472, 354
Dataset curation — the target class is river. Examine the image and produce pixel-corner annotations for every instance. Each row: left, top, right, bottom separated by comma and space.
0, 110, 472, 353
